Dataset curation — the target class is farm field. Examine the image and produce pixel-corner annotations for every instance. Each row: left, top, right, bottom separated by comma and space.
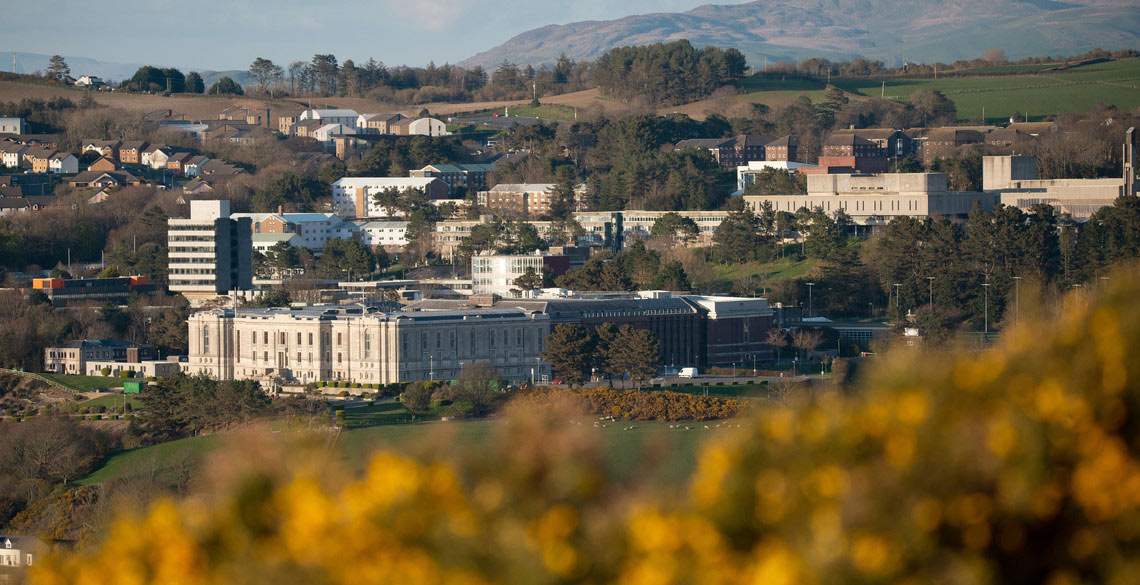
831, 58, 1140, 122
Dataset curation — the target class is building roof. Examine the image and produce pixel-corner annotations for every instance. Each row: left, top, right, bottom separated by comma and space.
333, 177, 440, 189
0, 142, 27, 153
487, 183, 555, 192
204, 303, 541, 322
419, 163, 495, 174
251, 233, 301, 245
120, 140, 148, 150
51, 339, 148, 349
356, 220, 409, 229
0, 198, 29, 209
825, 133, 878, 147
68, 170, 137, 185
675, 138, 733, 149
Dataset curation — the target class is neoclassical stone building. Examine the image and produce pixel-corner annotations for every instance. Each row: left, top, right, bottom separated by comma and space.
185, 304, 551, 385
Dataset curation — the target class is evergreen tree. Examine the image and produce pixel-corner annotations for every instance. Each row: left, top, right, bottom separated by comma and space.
207, 77, 244, 95
601, 325, 660, 390
539, 324, 595, 387
46, 55, 70, 82
185, 72, 205, 94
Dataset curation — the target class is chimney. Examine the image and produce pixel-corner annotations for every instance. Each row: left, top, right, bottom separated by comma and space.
278, 205, 283, 215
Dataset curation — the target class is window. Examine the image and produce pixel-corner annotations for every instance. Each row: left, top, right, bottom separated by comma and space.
470, 331, 475, 350
263, 332, 269, 344
337, 333, 342, 346
203, 325, 210, 353
450, 331, 456, 349
364, 331, 371, 358
436, 332, 441, 349
297, 332, 302, 344
309, 332, 314, 345
280, 332, 286, 344
263, 351, 268, 361
337, 352, 342, 364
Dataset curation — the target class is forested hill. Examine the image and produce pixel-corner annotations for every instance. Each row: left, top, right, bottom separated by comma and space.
459, 0, 1140, 67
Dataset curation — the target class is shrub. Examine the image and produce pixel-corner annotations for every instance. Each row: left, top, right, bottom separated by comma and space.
338, 391, 349, 397
117, 370, 133, 378
352, 383, 361, 389
100, 367, 111, 376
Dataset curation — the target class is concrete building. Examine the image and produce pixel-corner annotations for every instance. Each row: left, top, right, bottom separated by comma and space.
167, 200, 253, 297
736, 160, 817, 193
43, 339, 158, 375
620, 210, 730, 245
0, 118, 25, 135
743, 172, 996, 225
331, 177, 450, 218
471, 253, 571, 296
355, 220, 409, 250
478, 183, 590, 217
232, 212, 360, 255
984, 129, 1138, 220
29, 276, 157, 307
184, 304, 551, 385
410, 163, 495, 195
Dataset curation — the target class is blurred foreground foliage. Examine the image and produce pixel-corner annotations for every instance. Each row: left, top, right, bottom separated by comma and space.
33, 267, 1140, 585
512, 387, 751, 421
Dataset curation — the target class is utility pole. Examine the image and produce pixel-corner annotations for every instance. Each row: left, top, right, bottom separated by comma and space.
893, 283, 900, 311
927, 276, 935, 308
805, 282, 815, 318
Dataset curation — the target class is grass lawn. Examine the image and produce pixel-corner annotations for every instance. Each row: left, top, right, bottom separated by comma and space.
77, 417, 738, 492
79, 395, 144, 410
458, 103, 578, 122
831, 58, 1140, 122
712, 256, 819, 288
337, 401, 420, 428
40, 374, 126, 392
76, 434, 225, 486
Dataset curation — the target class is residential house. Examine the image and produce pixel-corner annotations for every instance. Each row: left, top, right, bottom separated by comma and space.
0, 117, 26, 134
278, 114, 298, 135
299, 108, 360, 127
25, 147, 55, 173
219, 106, 268, 125
118, 141, 148, 164
292, 119, 324, 139
142, 109, 186, 124
75, 75, 105, 87
80, 139, 121, 160
89, 156, 119, 171
389, 117, 450, 137
477, 183, 591, 217
0, 198, 29, 216
144, 145, 177, 170
0, 534, 48, 568
49, 152, 79, 174
25, 195, 57, 211
331, 177, 451, 218
67, 170, 141, 189
166, 151, 196, 176
909, 127, 991, 165
182, 177, 215, 195
410, 163, 495, 195
763, 135, 799, 162
312, 123, 354, 143
0, 142, 27, 168
357, 113, 407, 134
183, 155, 210, 177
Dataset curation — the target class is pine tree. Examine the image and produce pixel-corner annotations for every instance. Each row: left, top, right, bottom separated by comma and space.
603, 325, 659, 390
47, 55, 70, 82
539, 324, 595, 386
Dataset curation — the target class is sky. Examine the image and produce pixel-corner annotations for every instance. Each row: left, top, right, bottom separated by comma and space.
1, 0, 744, 71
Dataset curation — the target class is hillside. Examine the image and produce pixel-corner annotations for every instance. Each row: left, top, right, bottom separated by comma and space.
460, 0, 1140, 68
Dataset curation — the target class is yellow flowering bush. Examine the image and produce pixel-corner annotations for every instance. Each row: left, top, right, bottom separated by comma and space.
33, 268, 1140, 585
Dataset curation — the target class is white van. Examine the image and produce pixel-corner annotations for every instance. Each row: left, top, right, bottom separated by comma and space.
678, 367, 698, 378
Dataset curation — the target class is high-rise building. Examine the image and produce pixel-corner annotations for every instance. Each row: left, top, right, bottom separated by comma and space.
167, 200, 252, 298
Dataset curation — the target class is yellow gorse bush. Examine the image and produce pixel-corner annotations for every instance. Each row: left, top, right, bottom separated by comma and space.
33, 268, 1140, 585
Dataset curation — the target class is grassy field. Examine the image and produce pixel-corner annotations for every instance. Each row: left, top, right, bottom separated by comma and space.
712, 256, 820, 288
831, 58, 1140, 122
40, 374, 126, 392
458, 103, 578, 121
75, 418, 730, 492
76, 434, 225, 486
79, 394, 144, 410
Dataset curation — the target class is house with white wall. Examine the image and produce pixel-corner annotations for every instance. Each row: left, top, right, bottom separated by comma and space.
299, 109, 360, 128
48, 152, 78, 174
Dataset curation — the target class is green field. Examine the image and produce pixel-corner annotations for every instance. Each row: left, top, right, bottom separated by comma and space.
40, 374, 126, 392
459, 103, 578, 122
831, 58, 1140, 122
713, 256, 820, 288
76, 418, 732, 492
79, 395, 144, 410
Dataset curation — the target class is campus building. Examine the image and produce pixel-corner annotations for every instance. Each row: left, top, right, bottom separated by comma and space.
471, 253, 571, 296
167, 200, 253, 298
185, 304, 551, 385
742, 172, 997, 225
29, 276, 157, 307
43, 339, 160, 376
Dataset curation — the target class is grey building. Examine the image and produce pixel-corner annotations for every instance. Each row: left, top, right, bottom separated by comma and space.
167, 200, 252, 299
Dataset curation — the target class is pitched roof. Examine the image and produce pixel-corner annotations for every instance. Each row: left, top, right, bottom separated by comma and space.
120, 140, 148, 150
487, 183, 556, 192
675, 138, 733, 149
825, 133, 877, 147
52, 339, 147, 349
0, 198, 29, 209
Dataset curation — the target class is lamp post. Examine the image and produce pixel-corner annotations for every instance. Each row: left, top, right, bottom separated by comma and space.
429, 355, 434, 381
1012, 276, 1022, 327
805, 282, 815, 318
982, 282, 991, 347
893, 283, 901, 312
927, 276, 935, 309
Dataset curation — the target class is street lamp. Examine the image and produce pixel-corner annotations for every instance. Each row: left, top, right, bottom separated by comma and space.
1012, 276, 1022, 327
927, 276, 935, 308
805, 282, 815, 318
429, 355, 434, 381
982, 282, 991, 347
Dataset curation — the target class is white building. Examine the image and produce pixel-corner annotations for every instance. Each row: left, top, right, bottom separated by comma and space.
0, 117, 25, 134
232, 212, 361, 254
75, 75, 104, 87
312, 123, 355, 142
620, 210, 731, 245
184, 304, 551, 385
735, 160, 817, 193
742, 173, 997, 226
167, 200, 253, 298
0, 534, 48, 568
299, 108, 360, 128
405, 117, 450, 137
0, 142, 28, 168
355, 220, 409, 249
48, 152, 78, 174
985, 147, 1139, 220
251, 232, 304, 255
331, 177, 449, 218
472, 254, 553, 297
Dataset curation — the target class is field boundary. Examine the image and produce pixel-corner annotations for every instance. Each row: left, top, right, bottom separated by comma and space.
0, 368, 72, 392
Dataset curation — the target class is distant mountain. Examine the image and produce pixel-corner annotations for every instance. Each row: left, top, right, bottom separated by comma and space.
460, 0, 1140, 68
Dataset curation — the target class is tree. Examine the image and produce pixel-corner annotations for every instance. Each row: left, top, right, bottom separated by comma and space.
185, 72, 205, 94
649, 212, 699, 242
983, 48, 1006, 64
742, 168, 807, 195
792, 328, 823, 361
602, 325, 660, 390
453, 361, 504, 417
317, 238, 375, 280
511, 267, 544, 297
766, 328, 789, 363
712, 204, 768, 263
650, 261, 691, 291
547, 167, 578, 220
248, 57, 283, 95
400, 381, 434, 415
207, 77, 244, 95
46, 55, 70, 82
540, 324, 595, 387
